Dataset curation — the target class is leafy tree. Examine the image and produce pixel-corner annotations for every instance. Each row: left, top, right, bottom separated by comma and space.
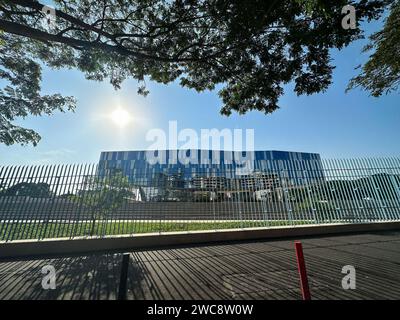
73, 169, 132, 236
0, 0, 389, 146
2, 181, 52, 197
348, 1, 400, 96
0, 29, 76, 146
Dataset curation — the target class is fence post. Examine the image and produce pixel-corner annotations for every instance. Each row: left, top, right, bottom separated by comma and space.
118, 253, 131, 300
294, 241, 311, 300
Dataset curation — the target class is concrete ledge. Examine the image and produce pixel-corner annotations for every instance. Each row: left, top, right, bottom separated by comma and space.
1, 221, 400, 259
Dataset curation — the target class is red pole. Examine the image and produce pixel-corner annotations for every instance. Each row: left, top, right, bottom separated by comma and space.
294, 241, 311, 300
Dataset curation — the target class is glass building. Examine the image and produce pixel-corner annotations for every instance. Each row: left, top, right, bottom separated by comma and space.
98, 149, 324, 189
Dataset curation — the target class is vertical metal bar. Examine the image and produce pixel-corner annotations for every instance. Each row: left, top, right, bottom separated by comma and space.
28, 165, 44, 240
0, 165, 9, 240
343, 158, 363, 224
3, 165, 25, 241
0, 165, 18, 240
324, 158, 336, 223
111, 162, 118, 236
71, 163, 86, 238
92, 162, 105, 237
0, 166, 21, 236
324, 159, 339, 223
296, 160, 306, 226
100, 164, 109, 237
378, 157, 398, 220
3, 165, 27, 241
91, 163, 101, 236
0, 165, 17, 240
352, 158, 376, 222
34, 164, 53, 239
360, 158, 386, 221
331, 158, 351, 223
374, 157, 389, 220
29, 165, 46, 239
285, 159, 294, 226
50, 164, 62, 238
257, 160, 266, 227
386, 157, 400, 220
347, 158, 366, 223
4, 165, 24, 241
306, 159, 322, 224
31, 164, 46, 240
303, 160, 317, 224
40, 164, 60, 239
367, 157, 387, 220
57, 164, 74, 238
272, 159, 283, 226
54, 164, 71, 238
316, 160, 332, 224
10, 165, 35, 240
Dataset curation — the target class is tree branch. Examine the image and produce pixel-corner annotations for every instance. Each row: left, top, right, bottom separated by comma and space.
0, 19, 202, 62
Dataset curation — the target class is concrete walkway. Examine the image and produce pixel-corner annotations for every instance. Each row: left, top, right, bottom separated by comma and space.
1, 230, 400, 300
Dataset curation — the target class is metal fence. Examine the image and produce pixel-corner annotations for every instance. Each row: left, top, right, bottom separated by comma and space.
0, 158, 400, 242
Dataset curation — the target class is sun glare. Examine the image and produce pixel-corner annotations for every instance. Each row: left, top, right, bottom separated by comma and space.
111, 108, 131, 128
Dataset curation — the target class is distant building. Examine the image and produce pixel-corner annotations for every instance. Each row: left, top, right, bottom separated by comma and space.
235, 172, 280, 190
190, 176, 227, 190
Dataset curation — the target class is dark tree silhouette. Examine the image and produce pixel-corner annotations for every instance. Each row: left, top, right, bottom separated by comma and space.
0, 0, 389, 145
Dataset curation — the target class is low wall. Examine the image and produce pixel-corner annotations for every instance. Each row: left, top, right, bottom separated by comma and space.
1, 221, 400, 259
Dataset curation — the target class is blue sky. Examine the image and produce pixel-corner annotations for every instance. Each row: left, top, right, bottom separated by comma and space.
1, 17, 399, 166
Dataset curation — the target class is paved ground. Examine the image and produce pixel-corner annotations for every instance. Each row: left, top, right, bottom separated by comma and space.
1, 230, 400, 300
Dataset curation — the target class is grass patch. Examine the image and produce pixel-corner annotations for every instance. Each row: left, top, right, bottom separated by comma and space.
0, 219, 311, 241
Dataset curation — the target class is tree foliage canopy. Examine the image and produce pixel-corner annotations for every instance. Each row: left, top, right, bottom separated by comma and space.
0, 29, 76, 146
1, 181, 52, 197
71, 169, 132, 234
0, 0, 390, 146
348, 0, 400, 96
76, 169, 132, 219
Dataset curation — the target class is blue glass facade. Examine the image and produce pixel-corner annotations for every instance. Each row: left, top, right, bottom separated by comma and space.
98, 150, 324, 187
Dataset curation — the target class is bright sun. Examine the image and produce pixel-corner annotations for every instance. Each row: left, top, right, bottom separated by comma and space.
111, 108, 131, 127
